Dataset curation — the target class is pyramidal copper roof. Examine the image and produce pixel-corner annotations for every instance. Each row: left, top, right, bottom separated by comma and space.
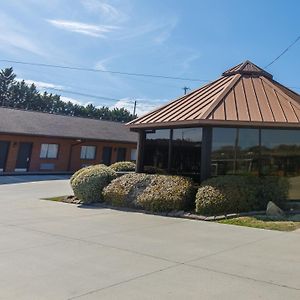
128, 60, 300, 129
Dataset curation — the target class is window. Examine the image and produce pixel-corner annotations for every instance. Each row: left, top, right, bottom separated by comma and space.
40, 144, 58, 159
80, 146, 96, 160
211, 128, 259, 175
144, 129, 170, 171
116, 148, 127, 162
261, 129, 300, 200
171, 128, 202, 175
130, 149, 137, 161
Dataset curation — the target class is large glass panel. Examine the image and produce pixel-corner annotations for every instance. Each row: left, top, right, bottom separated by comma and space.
171, 128, 202, 176
211, 128, 259, 175
236, 129, 260, 175
144, 129, 170, 171
261, 129, 300, 200
211, 128, 236, 175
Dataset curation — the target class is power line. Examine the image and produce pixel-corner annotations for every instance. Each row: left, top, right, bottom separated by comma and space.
45, 87, 121, 103
2, 59, 299, 96
265, 35, 300, 68
0, 59, 210, 82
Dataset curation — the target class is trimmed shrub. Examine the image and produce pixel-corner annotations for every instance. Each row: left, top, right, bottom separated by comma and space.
110, 161, 136, 172
256, 176, 289, 210
195, 175, 289, 215
103, 173, 151, 207
70, 165, 94, 185
144, 165, 166, 174
195, 176, 256, 215
137, 175, 195, 212
71, 165, 117, 204
103, 173, 195, 212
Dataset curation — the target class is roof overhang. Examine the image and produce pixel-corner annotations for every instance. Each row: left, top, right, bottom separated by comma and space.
128, 119, 300, 131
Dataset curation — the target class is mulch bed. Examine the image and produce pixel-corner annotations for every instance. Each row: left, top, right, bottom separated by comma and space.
52, 195, 300, 222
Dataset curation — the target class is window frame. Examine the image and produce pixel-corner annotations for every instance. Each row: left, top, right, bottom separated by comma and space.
80, 145, 97, 160
40, 143, 59, 159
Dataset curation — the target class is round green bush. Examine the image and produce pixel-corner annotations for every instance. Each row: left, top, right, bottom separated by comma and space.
103, 173, 151, 207
110, 161, 136, 172
71, 165, 117, 204
143, 165, 166, 174
137, 175, 195, 212
195, 175, 289, 215
255, 176, 289, 210
195, 176, 257, 215
70, 165, 94, 185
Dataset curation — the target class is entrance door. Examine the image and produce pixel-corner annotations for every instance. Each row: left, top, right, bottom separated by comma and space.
0, 141, 10, 172
116, 147, 127, 162
102, 147, 112, 165
15, 142, 33, 172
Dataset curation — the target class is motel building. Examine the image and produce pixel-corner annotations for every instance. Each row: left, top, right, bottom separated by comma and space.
128, 61, 300, 200
0, 108, 137, 173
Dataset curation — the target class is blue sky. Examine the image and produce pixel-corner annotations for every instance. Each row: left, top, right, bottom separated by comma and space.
0, 0, 299, 116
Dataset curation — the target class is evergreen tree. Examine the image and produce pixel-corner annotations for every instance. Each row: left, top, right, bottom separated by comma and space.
0, 67, 16, 107
0, 67, 135, 122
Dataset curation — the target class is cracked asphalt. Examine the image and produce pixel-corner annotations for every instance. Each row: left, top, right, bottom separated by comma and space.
0, 177, 299, 299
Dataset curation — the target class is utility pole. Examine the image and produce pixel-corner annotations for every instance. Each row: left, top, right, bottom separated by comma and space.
183, 86, 190, 95
133, 100, 137, 116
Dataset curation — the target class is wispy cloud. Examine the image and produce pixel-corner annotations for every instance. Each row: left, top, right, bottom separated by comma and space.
111, 97, 168, 116
181, 53, 201, 71
0, 12, 42, 55
117, 17, 178, 44
47, 19, 119, 37
81, 0, 124, 21
60, 96, 84, 105
153, 17, 178, 44
17, 79, 64, 90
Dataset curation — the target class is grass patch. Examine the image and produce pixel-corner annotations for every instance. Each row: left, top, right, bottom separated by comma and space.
43, 196, 67, 202
219, 215, 300, 231
42, 195, 81, 204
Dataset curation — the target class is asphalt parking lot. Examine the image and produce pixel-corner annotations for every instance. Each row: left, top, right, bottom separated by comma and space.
0, 177, 299, 299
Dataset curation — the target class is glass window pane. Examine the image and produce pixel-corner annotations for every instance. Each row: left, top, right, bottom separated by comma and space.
211, 128, 259, 175
131, 149, 137, 161
171, 128, 202, 176
40, 144, 48, 158
86, 146, 96, 159
211, 128, 236, 175
47, 144, 58, 158
236, 129, 260, 175
80, 146, 96, 159
80, 146, 87, 159
261, 129, 300, 199
144, 129, 170, 171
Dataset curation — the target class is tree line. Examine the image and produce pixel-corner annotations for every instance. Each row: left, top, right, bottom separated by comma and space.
0, 67, 135, 122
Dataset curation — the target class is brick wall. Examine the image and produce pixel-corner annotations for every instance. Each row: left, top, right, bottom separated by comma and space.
0, 134, 136, 173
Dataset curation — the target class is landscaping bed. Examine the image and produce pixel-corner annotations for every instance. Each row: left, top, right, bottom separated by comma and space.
43, 163, 300, 232
219, 215, 300, 231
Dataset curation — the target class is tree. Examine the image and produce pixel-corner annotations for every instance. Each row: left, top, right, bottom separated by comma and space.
0, 67, 136, 122
0, 67, 16, 107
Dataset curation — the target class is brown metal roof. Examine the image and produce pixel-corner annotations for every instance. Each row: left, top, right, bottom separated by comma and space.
128, 60, 300, 129
0, 107, 137, 143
